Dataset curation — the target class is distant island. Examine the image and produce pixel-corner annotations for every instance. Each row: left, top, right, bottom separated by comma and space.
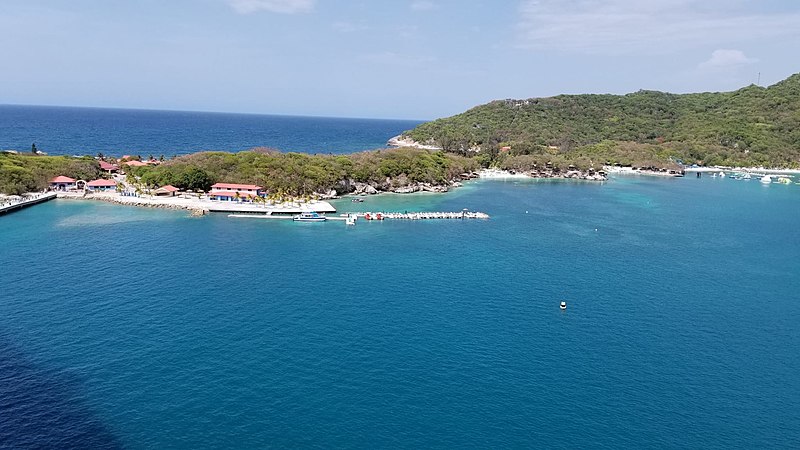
400, 73, 800, 170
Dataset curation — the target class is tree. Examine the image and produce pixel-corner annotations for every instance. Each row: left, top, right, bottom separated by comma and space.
31, 143, 37, 154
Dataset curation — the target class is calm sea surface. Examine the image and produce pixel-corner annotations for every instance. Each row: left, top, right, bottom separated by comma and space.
0, 105, 422, 156
1, 175, 799, 448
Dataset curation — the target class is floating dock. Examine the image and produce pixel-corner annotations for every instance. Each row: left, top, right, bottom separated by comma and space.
0, 192, 57, 216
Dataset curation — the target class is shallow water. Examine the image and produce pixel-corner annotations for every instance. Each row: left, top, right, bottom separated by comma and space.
1, 176, 799, 448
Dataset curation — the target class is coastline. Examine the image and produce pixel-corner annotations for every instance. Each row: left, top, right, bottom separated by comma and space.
479, 168, 608, 181
683, 166, 800, 175
387, 135, 441, 150
55, 191, 337, 214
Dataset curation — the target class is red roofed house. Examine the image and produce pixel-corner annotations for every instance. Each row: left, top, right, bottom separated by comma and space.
99, 161, 119, 173
86, 179, 118, 192
154, 185, 179, 197
209, 183, 263, 202
50, 176, 77, 191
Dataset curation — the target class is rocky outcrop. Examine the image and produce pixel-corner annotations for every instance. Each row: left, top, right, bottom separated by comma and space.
387, 135, 441, 150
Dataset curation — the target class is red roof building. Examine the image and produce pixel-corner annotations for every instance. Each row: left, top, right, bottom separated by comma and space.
86, 179, 117, 191
211, 183, 263, 191
99, 161, 119, 172
154, 185, 180, 196
49, 176, 77, 191
209, 183, 263, 202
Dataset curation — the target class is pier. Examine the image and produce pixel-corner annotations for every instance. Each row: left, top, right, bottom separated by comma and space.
356, 211, 490, 220
227, 210, 490, 221
0, 192, 57, 216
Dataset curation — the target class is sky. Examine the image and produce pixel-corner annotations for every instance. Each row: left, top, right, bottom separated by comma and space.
1, 0, 799, 120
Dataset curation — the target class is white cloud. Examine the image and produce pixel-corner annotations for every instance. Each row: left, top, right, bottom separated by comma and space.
516, 0, 800, 54
410, 1, 438, 12
228, 0, 314, 14
699, 49, 757, 69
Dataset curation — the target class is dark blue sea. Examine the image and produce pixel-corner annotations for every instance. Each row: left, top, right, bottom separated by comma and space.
2, 174, 799, 448
0, 105, 422, 156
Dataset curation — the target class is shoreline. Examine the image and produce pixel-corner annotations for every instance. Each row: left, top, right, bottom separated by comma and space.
387, 135, 441, 150
479, 168, 608, 181
684, 166, 800, 175
55, 191, 337, 215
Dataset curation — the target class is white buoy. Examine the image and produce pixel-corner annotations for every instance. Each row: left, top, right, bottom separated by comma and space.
560, 301, 567, 310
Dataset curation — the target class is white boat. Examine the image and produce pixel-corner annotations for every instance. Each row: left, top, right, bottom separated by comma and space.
760, 175, 772, 184
345, 214, 356, 225
718, 171, 726, 178
293, 211, 327, 222
560, 301, 567, 310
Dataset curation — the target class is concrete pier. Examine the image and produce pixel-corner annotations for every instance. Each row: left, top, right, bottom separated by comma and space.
356, 211, 490, 220
0, 192, 57, 216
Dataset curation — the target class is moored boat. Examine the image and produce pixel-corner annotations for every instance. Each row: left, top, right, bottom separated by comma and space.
293, 211, 327, 222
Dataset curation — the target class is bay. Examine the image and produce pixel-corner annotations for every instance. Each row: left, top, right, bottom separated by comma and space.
1, 175, 799, 448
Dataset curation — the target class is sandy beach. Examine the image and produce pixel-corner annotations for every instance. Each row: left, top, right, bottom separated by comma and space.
387, 135, 442, 150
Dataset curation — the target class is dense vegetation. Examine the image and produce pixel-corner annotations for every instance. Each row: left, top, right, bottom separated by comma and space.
125, 147, 479, 195
405, 73, 800, 169
0, 147, 478, 195
0, 153, 100, 195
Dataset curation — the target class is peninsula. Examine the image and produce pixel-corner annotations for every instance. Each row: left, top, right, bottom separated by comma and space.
398, 72, 800, 171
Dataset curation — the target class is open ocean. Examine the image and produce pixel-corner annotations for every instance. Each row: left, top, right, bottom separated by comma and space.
0, 105, 422, 156
2, 173, 800, 448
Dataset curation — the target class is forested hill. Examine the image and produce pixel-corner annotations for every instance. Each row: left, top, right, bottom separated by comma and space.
404, 73, 800, 168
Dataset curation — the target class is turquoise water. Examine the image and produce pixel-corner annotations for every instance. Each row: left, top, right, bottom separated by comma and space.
0, 105, 422, 156
1, 176, 799, 448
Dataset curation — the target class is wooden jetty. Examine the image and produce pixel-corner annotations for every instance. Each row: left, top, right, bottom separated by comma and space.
0, 192, 57, 216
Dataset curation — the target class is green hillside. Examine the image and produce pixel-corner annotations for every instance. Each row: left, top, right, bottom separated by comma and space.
404, 73, 800, 169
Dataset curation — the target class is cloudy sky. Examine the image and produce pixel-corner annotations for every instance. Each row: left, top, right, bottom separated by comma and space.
1, 0, 798, 119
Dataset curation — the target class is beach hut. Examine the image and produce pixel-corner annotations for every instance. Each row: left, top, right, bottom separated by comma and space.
49, 176, 77, 191
99, 161, 119, 173
86, 179, 117, 192
154, 185, 179, 197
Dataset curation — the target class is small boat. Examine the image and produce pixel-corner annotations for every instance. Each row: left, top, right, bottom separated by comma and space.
293, 211, 327, 222
777, 177, 792, 185
718, 171, 726, 178
760, 175, 772, 184
560, 301, 567, 310
345, 214, 356, 226
351, 198, 365, 203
